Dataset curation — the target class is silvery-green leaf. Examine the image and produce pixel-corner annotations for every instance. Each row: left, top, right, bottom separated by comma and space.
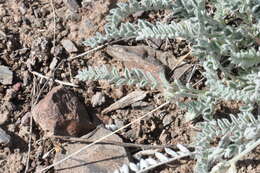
165, 148, 178, 157
177, 144, 190, 153
244, 127, 258, 140
120, 164, 129, 173
210, 162, 231, 173
155, 152, 169, 162
145, 157, 157, 165
185, 111, 197, 122
114, 169, 120, 173
129, 162, 139, 172
140, 159, 149, 169
105, 124, 118, 131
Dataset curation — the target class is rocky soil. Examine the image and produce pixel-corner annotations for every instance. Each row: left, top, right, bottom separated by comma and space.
0, 0, 259, 173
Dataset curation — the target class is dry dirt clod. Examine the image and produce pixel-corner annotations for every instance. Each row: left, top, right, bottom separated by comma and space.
31, 86, 96, 137
54, 127, 129, 173
102, 90, 147, 114
61, 39, 78, 53
0, 65, 13, 85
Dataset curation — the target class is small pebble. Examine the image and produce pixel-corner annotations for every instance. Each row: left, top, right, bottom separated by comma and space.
0, 65, 13, 85
49, 57, 58, 71
132, 10, 144, 18
91, 92, 105, 107
7, 124, 16, 133
114, 119, 124, 128
159, 130, 170, 144
0, 7, 7, 17
162, 114, 174, 127
61, 39, 78, 53
0, 110, 9, 125
20, 112, 31, 126
19, 2, 27, 15
51, 45, 63, 57
4, 88, 17, 101
12, 82, 22, 91
0, 127, 10, 145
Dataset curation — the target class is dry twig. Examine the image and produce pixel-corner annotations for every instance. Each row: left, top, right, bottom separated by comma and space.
30, 71, 78, 87
67, 37, 135, 61
52, 135, 185, 150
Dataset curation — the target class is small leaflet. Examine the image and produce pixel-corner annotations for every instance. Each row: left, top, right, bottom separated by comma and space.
129, 162, 139, 172
176, 144, 190, 153
145, 157, 157, 165
140, 159, 149, 169
155, 152, 169, 162
119, 164, 129, 173
165, 148, 178, 157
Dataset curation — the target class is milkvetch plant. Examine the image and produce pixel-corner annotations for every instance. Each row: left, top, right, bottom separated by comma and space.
76, 0, 260, 172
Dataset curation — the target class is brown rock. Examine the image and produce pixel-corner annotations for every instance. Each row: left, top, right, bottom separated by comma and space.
54, 127, 129, 173
106, 45, 167, 86
31, 86, 95, 136
106, 45, 193, 86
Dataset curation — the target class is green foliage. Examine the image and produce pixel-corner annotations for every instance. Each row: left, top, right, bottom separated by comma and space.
76, 65, 162, 89
194, 110, 260, 173
78, 0, 260, 172
83, 0, 174, 47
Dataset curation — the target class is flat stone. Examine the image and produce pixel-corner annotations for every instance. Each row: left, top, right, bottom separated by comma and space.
106, 45, 167, 88
54, 127, 129, 173
0, 65, 13, 85
106, 45, 193, 87
61, 39, 78, 53
31, 86, 96, 136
